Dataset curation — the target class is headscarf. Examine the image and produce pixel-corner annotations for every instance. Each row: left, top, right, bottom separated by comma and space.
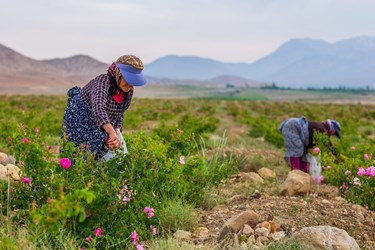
324, 119, 341, 139
107, 62, 124, 103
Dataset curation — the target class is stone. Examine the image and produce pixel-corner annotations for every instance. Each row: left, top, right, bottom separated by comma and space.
194, 227, 210, 238
254, 227, 269, 238
257, 167, 276, 179
242, 224, 254, 236
270, 231, 286, 241
280, 170, 311, 196
247, 235, 256, 245
268, 221, 280, 233
5, 164, 21, 181
218, 210, 260, 241
0, 164, 21, 181
173, 230, 192, 241
292, 226, 360, 250
240, 172, 264, 185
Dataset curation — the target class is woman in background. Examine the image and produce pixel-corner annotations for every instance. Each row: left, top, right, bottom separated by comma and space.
278, 117, 341, 173
62, 55, 147, 160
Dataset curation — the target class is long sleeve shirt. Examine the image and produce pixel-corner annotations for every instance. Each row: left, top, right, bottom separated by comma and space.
80, 74, 133, 130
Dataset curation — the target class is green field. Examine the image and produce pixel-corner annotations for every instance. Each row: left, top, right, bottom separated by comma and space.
0, 94, 374, 249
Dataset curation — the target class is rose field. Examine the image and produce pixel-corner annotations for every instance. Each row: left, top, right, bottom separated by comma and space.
0, 95, 374, 249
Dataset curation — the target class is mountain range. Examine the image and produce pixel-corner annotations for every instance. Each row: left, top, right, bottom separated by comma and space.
1, 35, 375, 93
144, 36, 375, 88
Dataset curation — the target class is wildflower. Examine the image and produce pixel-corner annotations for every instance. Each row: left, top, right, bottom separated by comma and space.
95, 228, 102, 237
48, 145, 52, 150
327, 165, 332, 169
22, 177, 30, 184
143, 206, 155, 219
319, 175, 324, 183
340, 182, 349, 193
80, 248, 86, 250
117, 184, 136, 206
364, 154, 369, 160
357, 167, 366, 176
344, 170, 351, 175
353, 177, 361, 186
351, 146, 356, 151
59, 158, 71, 170
85, 209, 92, 219
85, 236, 91, 242
20, 161, 25, 167
136, 244, 144, 250
150, 225, 157, 235
179, 155, 185, 165
131, 230, 139, 245
365, 166, 375, 177
22, 138, 29, 143
35, 127, 39, 133
312, 147, 320, 155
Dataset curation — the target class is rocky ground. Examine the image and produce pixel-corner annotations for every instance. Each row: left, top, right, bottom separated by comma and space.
193, 175, 375, 249
182, 121, 375, 249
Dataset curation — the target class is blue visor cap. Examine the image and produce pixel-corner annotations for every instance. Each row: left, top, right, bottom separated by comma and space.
116, 63, 147, 86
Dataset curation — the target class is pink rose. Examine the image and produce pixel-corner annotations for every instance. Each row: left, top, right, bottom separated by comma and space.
312, 147, 320, 155
22, 138, 29, 143
364, 154, 369, 160
357, 167, 366, 176
59, 158, 71, 170
22, 177, 30, 184
95, 228, 102, 237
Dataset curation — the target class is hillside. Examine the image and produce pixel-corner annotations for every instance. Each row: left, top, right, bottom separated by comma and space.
1, 36, 375, 93
0, 44, 108, 94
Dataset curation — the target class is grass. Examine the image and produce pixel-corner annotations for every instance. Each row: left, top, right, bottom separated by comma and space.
159, 199, 200, 233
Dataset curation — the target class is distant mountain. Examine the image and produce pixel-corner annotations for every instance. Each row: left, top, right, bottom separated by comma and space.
1, 35, 375, 94
42, 55, 108, 77
145, 36, 375, 88
0, 44, 109, 93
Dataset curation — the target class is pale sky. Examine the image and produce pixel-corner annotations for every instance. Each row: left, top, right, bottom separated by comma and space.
0, 0, 374, 64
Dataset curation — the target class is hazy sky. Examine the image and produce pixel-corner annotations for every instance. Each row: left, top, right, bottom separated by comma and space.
0, 0, 374, 64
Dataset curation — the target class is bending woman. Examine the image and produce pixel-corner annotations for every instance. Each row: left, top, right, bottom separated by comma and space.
62, 55, 147, 160
278, 117, 341, 173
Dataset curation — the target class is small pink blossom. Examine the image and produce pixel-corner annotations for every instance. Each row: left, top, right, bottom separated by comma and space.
35, 127, 39, 133
351, 146, 356, 151
357, 167, 366, 176
136, 244, 144, 250
340, 182, 349, 193
353, 177, 361, 186
48, 145, 52, 150
312, 147, 320, 155
143, 206, 155, 218
22, 138, 29, 143
80, 248, 86, 250
150, 225, 157, 235
319, 175, 324, 183
179, 155, 186, 165
365, 166, 375, 177
20, 161, 25, 167
137, 244, 143, 250
95, 228, 102, 237
131, 230, 139, 245
59, 158, 71, 170
85, 236, 91, 242
22, 177, 30, 184
344, 170, 351, 175
364, 154, 369, 160
327, 165, 332, 169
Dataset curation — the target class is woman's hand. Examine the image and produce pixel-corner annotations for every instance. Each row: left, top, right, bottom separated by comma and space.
106, 133, 121, 150
102, 123, 121, 150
